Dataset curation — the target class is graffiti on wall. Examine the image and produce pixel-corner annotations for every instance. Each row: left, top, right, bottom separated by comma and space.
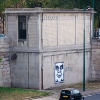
64, 67, 73, 71
55, 62, 64, 84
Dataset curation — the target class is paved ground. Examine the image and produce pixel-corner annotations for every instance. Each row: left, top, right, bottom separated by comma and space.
23, 87, 100, 100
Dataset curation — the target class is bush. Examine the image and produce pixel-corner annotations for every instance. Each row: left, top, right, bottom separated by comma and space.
0, 58, 2, 62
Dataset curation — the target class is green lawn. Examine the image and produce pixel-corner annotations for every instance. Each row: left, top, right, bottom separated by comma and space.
0, 87, 50, 100
0, 81, 100, 100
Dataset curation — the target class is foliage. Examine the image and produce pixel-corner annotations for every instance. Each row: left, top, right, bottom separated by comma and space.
47, 0, 76, 8
94, 15, 99, 28
74, 0, 100, 28
0, 0, 26, 12
25, 0, 54, 8
0, 0, 100, 28
0, 58, 2, 62
25, 0, 76, 8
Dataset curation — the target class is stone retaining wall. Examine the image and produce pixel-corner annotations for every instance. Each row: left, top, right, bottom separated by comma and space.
91, 39, 100, 80
0, 37, 11, 86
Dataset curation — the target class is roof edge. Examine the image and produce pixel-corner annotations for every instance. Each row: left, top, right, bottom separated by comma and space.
2, 7, 95, 14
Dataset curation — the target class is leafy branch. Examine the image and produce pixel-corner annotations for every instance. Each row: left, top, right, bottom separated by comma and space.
0, 58, 2, 62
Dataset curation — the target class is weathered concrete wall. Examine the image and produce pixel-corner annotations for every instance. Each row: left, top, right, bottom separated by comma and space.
43, 47, 91, 89
4, 8, 92, 89
7, 14, 39, 48
10, 52, 40, 89
6, 13, 41, 89
91, 39, 100, 80
28, 15, 39, 48
0, 37, 11, 86
7, 15, 17, 47
43, 13, 90, 46
42, 12, 91, 89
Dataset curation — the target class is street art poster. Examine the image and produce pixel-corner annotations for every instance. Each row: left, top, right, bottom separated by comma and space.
55, 62, 64, 84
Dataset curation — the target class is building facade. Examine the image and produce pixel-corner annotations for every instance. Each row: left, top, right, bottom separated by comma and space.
3, 8, 94, 89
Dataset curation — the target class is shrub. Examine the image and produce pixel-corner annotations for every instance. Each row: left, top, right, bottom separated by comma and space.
0, 58, 2, 62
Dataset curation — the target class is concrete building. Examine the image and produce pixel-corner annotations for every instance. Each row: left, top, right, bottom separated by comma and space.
3, 8, 94, 89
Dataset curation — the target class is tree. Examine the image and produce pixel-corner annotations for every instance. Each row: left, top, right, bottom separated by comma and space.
25, 0, 43, 8
0, 0, 100, 28
0, 0, 26, 12
25, 0, 75, 8
25, 0, 54, 8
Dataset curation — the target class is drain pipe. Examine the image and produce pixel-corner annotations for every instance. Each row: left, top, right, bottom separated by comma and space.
27, 15, 29, 88
41, 13, 43, 89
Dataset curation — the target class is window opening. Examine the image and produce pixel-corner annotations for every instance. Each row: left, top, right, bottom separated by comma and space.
18, 16, 26, 39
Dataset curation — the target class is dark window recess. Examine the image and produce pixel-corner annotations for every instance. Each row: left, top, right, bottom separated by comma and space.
18, 16, 26, 39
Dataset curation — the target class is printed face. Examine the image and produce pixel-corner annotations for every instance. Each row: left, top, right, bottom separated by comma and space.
56, 64, 63, 78
55, 62, 64, 83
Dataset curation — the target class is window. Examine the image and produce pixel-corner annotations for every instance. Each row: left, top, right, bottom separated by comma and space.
61, 90, 71, 94
18, 16, 26, 39
73, 89, 80, 94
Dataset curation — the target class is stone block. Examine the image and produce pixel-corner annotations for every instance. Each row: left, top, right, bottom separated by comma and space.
3, 61, 9, 65
0, 65, 4, 69
0, 80, 3, 86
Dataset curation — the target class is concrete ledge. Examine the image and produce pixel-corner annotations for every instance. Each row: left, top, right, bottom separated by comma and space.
10, 44, 91, 53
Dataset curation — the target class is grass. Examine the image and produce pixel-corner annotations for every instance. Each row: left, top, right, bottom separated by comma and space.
0, 87, 51, 100
0, 81, 100, 100
63, 81, 100, 89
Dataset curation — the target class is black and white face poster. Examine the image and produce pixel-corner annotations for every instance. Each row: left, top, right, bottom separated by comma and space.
55, 62, 64, 84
